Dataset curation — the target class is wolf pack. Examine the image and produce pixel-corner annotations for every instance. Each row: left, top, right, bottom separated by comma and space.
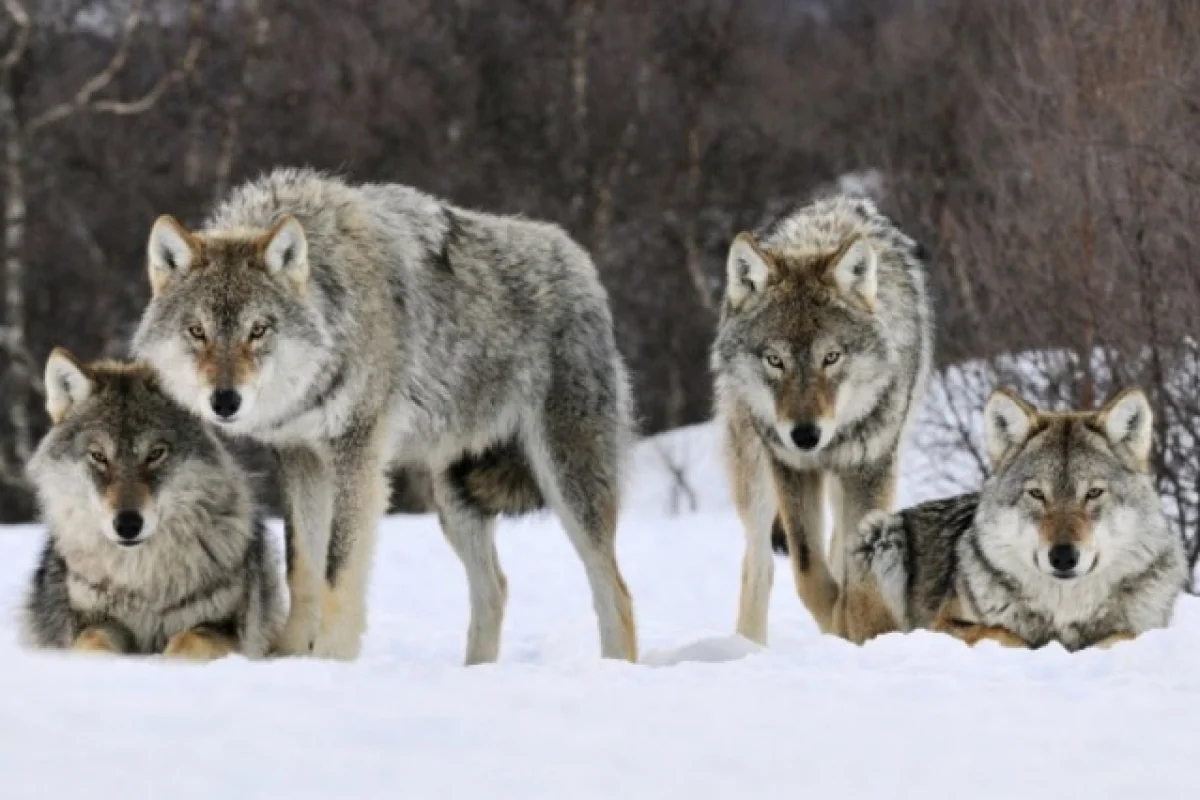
17, 169, 1187, 663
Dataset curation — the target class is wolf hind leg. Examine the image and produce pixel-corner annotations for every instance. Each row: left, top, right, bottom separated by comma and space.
523, 418, 637, 663
434, 473, 508, 665
275, 446, 334, 656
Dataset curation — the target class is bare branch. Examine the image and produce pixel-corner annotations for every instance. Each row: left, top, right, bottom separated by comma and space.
0, 0, 30, 71
214, 0, 270, 199
26, 0, 148, 134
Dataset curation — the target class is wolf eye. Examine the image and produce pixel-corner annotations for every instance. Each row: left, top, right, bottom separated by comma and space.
763, 352, 784, 370
87, 449, 108, 467
145, 444, 169, 466
248, 322, 270, 341
1085, 487, 1105, 500
187, 324, 206, 341
823, 351, 842, 367
1027, 488, 1045, 502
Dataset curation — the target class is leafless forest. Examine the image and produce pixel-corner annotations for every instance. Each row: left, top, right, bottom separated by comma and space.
0, 0, 1196, 574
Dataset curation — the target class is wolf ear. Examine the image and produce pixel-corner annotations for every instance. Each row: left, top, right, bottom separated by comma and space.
829, 238, 879, 310
1096, 388, 1153, 468
725, 233, 774, 310
45, 348, 93, 424
260, 215, 308, 288
147, 215, 200, 295
983, 387, 1037, 468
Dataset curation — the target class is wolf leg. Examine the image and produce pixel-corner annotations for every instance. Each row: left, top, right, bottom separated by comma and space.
726, 421, 776, 645
275, 446, 334, 656
524, 422, 637, 663
312, 423, 389, 661
433, 474, 507, 665
72, 623, 133, 655
163, 627, 237, 661
828, 460, 899, 643
773, 465, 839, 634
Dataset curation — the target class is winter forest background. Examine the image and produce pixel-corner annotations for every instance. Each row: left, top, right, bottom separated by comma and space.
0, 0, 1196, 577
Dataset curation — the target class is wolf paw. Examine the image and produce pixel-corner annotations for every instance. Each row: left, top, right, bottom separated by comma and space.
72, 627, 123, 655
163, 629, 236, 662
274, 604, 319, 656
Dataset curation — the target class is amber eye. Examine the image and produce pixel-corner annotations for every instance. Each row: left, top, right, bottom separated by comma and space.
187, 324, 206, 341
1086, 487, 1105, 500
145, 444, 169, 466
763, 352, 784, 370
1027, 488, 1045, 501
248, 322, 270, 341
823, 351, 842, 367
87, 449, 108, 467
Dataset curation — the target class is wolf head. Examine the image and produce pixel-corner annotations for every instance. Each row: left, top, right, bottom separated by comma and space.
713, 228, 893, 456
975, 386, 1167, 583
131, 214, 329, 432
28, 350, 230, 549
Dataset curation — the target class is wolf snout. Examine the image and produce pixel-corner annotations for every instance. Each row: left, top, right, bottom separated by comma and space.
1048, 543, 1079, 576
113, 510, 145, 544
790, 422, 822, 451
210, 389, 242, 419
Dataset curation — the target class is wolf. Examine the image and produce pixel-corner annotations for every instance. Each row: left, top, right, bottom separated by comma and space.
22, 350, 284, 659
711, 195, 933, 645
849, 387, 1186, 651
132, 168, 638, 664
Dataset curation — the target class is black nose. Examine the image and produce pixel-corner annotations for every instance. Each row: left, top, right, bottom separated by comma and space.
790, 422, 821, 451
113, 510, 144, 540
210, 389, 241, 419
1048, 543, 1079, 573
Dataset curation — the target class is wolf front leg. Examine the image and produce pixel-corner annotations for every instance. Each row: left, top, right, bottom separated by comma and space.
772, 464, 839, 635
311, 422, 390, 661
829, 459, 900, 643
274, 445, 335, 656
726, 421, 777, 645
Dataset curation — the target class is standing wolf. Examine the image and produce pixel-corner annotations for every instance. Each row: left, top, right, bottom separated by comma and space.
133, 168, 637, 663
852, 387, 1186, 650
23, 350, 284, 659
712, 196, 932, 645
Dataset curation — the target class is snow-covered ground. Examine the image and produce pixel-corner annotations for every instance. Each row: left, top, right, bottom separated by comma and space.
2, 421, 1198, 799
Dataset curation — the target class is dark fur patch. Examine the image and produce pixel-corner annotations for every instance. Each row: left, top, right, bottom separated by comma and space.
446, 440, 544, 517
770, 515, 810, 571
771, 516, 789, 556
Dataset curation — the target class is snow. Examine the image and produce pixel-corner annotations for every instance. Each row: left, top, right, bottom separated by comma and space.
2, 420, 1199, 799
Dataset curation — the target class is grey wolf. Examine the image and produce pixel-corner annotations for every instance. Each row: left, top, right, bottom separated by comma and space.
851, 386, 1186, 650
132, 168, 637, 663
711, 195, 933, 644
22, 350, 284, 659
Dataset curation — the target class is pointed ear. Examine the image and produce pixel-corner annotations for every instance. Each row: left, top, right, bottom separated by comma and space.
147, 215, 200, 295
829, 238, 879, 310
1096, 388, 1153, 468
726, 233, 774, 310
983, 387, 1038, 468
44, 348, 93, 424
259, 215, 308, 288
